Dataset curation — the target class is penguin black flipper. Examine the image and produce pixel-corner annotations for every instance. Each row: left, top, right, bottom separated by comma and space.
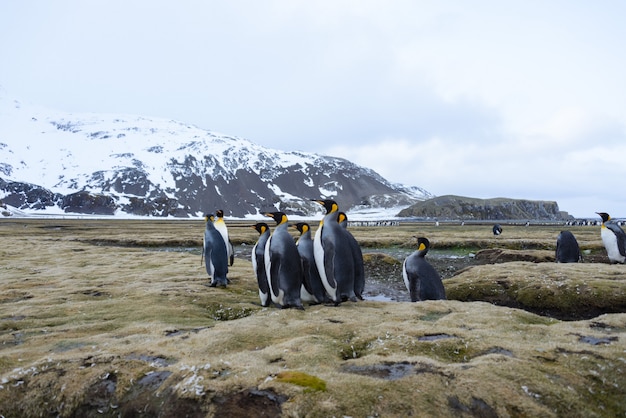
300, 256, 315, 296
348, 233, 364, 300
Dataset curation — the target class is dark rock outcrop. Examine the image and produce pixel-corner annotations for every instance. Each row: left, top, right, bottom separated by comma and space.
398, 195, 571, 220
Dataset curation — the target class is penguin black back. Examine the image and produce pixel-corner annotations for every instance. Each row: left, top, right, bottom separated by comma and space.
338, 212, 365, 300
555, 230, 582, 263
402, 237, 446, 302
203, 213, 229, 287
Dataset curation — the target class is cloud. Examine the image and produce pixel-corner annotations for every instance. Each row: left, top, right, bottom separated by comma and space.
2, 1, 626, 218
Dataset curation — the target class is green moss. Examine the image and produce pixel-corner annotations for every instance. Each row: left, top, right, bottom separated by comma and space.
276, 370, 327, 392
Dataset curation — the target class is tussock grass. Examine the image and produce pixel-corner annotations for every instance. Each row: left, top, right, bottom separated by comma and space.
0, 219, 624, 417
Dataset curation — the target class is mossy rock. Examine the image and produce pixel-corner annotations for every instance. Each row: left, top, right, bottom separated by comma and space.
474, 248, 555, 263
445, 262, 626, 320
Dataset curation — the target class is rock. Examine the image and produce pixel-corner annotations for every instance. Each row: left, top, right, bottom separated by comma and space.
474, 248, 555, 263
445, 261, 626, 320
398, 195, 571, 220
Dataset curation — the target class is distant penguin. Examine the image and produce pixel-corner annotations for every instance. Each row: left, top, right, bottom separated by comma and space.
597, 212, 626, 264
264, 211, 304, 309
338, 212, 365, 300
493, 224, 502, 236
203, 214, 229, 287
313, 199, 357, 304
251, 222, 271, 307
555, 230, 582, 263
293, 222, 329, 304
402, 237, 446, 301
214, 209, 234, 266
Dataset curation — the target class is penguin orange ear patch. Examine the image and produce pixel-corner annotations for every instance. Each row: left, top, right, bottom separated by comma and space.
418, 243, 426, 251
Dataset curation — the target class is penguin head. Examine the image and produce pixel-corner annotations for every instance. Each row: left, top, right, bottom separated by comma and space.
216, 209, 225, 218
293, 222, 309, 234
313, 199, 339, 214
204, 213, 215, 222
596, 212, 610, 223
252, 222, 269, 235
416, 237, 431, 256
264, 211, 288, 225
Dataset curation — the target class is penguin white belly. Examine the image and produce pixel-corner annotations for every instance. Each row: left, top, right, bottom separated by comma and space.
207, 258, 215, 278
402, 259, 410, 293
264, 234, 287, 305
313, 226, 337, 302
300, 286, 316, 303
264, 236, 276, 302
252, 246, 269, 305
602, 227, 626, 263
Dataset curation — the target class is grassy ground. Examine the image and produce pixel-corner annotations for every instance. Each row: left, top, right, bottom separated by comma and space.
0, 218, 624, 417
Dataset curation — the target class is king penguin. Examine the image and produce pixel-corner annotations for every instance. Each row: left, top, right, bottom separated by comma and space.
597, 212, 626, 264
293, 222, 329, 304
263, 211, 304, 309
402, 237, 446, 301
313, 199, 357, 304
338, 212, 365, 300
251, 222, 271, 307
492, 224, 503, 236
555, 230, 582, 263
214, 209, 234, 266
203, 213, 229, 287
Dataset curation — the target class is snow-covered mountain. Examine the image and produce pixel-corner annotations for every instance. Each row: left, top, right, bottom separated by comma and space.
0, 93, 432, 218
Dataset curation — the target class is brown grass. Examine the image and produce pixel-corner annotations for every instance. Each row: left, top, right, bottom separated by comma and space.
0, 218, 624, 417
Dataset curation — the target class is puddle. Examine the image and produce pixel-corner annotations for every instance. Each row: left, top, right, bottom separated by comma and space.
418, 333, 457, 342
479, 347, 515, 357
126, 353, 175, 367
341, 362, 415, 380
341, 361, 448, 380
578, 335, 618, 345
155, 244, 475, 303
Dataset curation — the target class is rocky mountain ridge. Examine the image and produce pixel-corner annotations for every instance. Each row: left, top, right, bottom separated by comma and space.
398, 194, 572, 220
0, 94, 432, 218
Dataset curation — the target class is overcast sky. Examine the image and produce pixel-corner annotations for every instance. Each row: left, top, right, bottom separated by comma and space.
1, 1, 625, 218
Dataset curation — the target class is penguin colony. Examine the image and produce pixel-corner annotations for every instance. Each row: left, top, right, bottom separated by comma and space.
203, 206, 624, 307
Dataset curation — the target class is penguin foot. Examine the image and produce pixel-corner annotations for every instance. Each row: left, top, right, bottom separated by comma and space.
281, 304, 305, 310
209, 280, 228, 288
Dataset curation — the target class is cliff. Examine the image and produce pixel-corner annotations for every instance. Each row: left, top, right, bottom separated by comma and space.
397, 195, 571, 220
